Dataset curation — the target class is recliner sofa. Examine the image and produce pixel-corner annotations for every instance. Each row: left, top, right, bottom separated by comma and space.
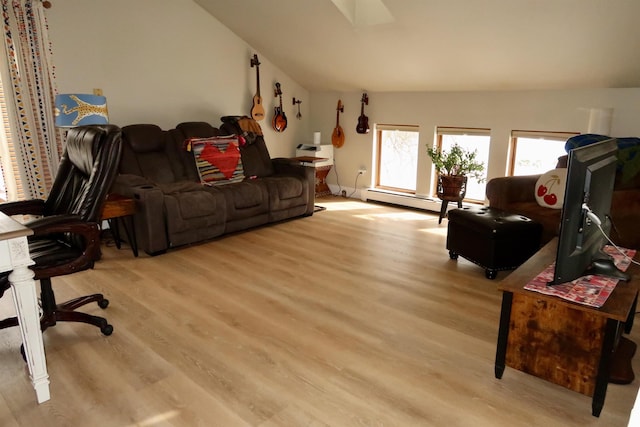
111, 117, 314, 255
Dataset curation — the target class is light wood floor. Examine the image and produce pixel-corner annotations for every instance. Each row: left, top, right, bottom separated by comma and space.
0, 197, 638, 426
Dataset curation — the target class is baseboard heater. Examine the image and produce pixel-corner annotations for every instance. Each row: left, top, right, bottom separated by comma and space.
362, 188, 444, 213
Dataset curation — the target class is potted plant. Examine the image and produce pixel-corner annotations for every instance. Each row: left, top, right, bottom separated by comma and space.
426, 143, 485, 201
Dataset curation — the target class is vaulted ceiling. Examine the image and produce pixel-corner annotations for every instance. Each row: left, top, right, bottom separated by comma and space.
195, 0, 640, 92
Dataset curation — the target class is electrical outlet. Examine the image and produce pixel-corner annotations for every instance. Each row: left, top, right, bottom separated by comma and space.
358, 168, 366, 175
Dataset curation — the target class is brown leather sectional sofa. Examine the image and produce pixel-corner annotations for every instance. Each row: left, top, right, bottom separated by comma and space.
486, 153, 640, 250
111, 117, 314, 255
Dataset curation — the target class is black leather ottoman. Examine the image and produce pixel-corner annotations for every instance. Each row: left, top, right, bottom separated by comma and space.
446, 206, 543, 279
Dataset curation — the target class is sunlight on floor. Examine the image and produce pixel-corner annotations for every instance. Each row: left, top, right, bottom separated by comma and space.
127, 410, 180, 426
354, 211, 435, 222
420, 226, 449, 236
316, 199, 383, 211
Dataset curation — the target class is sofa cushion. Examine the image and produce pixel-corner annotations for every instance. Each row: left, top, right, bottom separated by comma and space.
225, 180, 266, 210
164, 189, 225, 222
163, 189, 226, 240
121, 124, 190, 184
187, 136, 245, 184
157, 181, 203, 194
123, 124, 165, 153
213, 180, 269, 224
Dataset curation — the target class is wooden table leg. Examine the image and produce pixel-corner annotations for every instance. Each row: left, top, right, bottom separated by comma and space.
495, 291, 513, 379
121, 216, 138, 257
438, 200, 449, 224
592, 319, 618, 417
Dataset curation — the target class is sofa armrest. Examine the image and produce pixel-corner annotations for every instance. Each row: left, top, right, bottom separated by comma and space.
486, 175, 540, 211
272, 158, 315, 215
111, 174, 154, 194
110, 174, 169, 255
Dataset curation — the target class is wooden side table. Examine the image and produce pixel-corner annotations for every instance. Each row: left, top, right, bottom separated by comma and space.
495, 238, 639, 417
101, 194, 138, 257
289, 156, 331, 197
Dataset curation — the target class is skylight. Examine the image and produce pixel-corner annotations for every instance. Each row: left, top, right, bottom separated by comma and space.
330, 0, 395, 27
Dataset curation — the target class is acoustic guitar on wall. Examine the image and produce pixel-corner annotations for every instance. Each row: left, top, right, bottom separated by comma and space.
250, 54, 265, 121
356, 93, 370, 134
272, 82, 287, 132
331, 100, 345, 148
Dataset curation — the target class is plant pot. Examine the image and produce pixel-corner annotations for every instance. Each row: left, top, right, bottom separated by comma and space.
437, 174, 467, 201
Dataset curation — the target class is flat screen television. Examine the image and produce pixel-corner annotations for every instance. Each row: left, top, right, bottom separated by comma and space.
548, 138, 631, 286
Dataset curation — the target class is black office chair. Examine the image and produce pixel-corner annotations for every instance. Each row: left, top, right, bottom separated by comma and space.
0, 124, 122, 335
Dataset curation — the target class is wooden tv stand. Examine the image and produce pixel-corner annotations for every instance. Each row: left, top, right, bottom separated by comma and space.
494, 238, 639, 417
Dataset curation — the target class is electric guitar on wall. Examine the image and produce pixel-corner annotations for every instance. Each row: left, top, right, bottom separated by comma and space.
250, 54, 265, 121
356, 93, 370, 134
331, 100, 345, 148
272, 82, 287, 132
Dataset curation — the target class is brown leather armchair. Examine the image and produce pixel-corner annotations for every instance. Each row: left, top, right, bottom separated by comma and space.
0, 124, 122, 336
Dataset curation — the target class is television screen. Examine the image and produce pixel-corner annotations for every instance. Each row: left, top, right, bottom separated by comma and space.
549, 138, 630, 286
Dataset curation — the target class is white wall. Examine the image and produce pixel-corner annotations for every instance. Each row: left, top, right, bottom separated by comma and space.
309, 88, 640, 197
46, 0, 310, 159
45, 1, 640, 193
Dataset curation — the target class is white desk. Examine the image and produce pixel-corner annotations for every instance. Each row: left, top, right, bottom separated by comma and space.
0, 212, 50, 403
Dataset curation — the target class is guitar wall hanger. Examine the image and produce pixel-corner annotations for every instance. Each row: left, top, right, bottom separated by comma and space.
293, 98, 302, 119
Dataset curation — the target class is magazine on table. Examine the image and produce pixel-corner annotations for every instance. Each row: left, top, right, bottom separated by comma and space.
524, 245, 636, 308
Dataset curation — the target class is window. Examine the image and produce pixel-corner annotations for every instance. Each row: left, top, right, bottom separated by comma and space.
509, 130, 578, 176
375, 124, 419, 193
434, 127, 490, 201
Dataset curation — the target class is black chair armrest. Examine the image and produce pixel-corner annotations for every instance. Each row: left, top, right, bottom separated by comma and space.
26, 213, 90, 234
24, 215, 102, 277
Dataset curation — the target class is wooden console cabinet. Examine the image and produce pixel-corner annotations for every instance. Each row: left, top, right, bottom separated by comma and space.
494, 238, 639, 417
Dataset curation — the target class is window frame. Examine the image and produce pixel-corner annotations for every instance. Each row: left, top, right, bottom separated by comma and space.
508, 130, 579, 176
374, 124, 420, 194
432, 127, 491, 203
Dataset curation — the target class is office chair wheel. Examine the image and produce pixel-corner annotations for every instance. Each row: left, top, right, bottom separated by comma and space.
98, 298, 109, 309
101, 324, 113, 336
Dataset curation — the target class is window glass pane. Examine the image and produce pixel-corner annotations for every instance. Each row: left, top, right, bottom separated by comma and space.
512, 138, 567, 176
439, 133, 490, 201
377, 129, 419, 192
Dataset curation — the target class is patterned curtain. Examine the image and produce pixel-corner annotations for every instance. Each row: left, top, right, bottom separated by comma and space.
0, 0, 62, 201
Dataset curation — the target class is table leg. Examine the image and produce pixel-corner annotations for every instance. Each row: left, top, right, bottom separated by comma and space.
438, 200, 449, 224
625, 294, 637, 334
108, 218, 122, 249
495, 291, 513, 379
592, 318, 618, 417
121, 216, 138, 257
8, 262, 50, 403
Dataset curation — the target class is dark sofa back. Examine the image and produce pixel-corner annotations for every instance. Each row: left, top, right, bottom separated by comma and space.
120, 124, 193, 184
120, 119, 277, 186
178, 119, 275, 179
